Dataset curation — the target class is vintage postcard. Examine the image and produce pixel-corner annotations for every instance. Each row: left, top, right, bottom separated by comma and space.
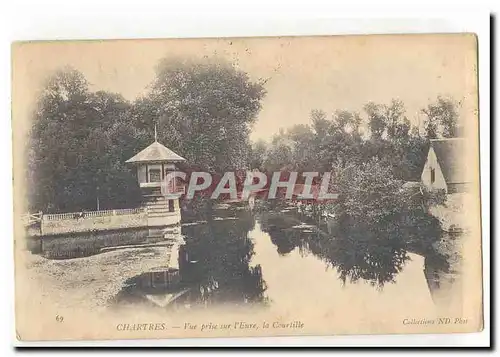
12, 34, 483, 341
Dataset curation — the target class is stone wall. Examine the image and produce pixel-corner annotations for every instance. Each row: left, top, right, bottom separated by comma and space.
41, 212, 148, 236
39, 227, 153, 259
147, 213, 181, 227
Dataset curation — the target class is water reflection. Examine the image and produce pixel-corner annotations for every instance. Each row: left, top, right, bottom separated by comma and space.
31, 204, 457, 311
117, 206, 456, 310
179, 209, 267, 306
258, 209, 446, 288
114, 209, 267, 309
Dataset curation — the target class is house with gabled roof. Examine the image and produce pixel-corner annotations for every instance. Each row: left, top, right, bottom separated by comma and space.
420, 138, 469, 194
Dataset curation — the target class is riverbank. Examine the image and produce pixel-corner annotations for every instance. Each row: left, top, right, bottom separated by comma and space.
18, 243, 174, 312
430, 192, 471, 232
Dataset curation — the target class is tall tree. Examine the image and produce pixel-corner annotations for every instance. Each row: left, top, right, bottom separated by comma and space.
364, 102, 387, 140
27, 68, 142, 212
146, 57, 267, 173
422, 96, 460, 138
28, 67, 91, 212
384, 99, 410, 141
263, 129, 294, 172
249, 140, 268, 171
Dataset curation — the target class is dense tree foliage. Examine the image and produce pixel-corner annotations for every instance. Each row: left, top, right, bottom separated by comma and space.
134, 58, 266, 172
253, 97, 460, 182
249, 96, 458, 286
27, 59, 266, 213
27, 58, 458, 220
258, 158, 445, 287
27, 68, 143, 212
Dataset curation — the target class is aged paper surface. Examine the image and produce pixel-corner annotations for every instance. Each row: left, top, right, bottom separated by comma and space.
12, 34, 482, 341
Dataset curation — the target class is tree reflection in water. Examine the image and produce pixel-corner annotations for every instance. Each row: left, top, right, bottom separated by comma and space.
180, 209, 267, 305
114, 207, 449, 310
259, 210, 444, 288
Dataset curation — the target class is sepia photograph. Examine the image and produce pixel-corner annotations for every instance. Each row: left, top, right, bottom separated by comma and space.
12, 34, 483, 341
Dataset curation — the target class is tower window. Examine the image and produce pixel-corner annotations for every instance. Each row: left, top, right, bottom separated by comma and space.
430, 168, 435, 184
149, 169, 161, 182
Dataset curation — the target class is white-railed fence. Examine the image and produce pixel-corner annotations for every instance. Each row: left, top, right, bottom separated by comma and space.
42, 207, 147, 221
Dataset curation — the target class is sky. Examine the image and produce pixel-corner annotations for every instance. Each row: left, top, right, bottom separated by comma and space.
12, 34, 478, 142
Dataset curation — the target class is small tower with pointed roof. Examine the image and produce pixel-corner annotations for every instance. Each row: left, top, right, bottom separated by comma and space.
126, 126, 186, 226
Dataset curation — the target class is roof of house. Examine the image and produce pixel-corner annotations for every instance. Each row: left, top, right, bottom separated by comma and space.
125, 141, 186, 164
430, 138, 467, 184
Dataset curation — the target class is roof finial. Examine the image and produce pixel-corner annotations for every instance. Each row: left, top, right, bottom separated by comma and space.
154, 122, 158, 142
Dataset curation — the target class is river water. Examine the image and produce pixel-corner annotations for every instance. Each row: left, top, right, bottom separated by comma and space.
122, 207, 456, 315
249, 221, 436, 319
33, 206, 458, 315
